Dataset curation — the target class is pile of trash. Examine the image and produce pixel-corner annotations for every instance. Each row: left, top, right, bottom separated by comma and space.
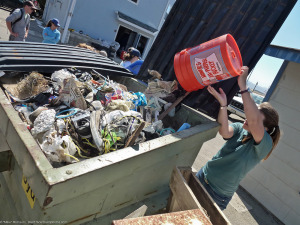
76, 43, 100, 54
1, 68, 190, 167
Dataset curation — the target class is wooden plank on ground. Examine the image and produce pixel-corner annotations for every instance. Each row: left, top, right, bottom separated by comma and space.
169, 167, 206, 216
166, 192, 181, 212
124, 205, 148, 219
112, 209, 212, 225
179, 166, 193, 183
188, 172, 231, 225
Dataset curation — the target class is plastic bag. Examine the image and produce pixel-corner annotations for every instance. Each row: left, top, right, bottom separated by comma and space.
101, 110, 142, 128
57, 78, 87, 110
14, 104, 33, 123
51, 69, 74, 88
143, 120, 163, 134
31, 109, 56, 137
132, 92, 147, 110
106, 99, 134, 112
40, 128, 77, 163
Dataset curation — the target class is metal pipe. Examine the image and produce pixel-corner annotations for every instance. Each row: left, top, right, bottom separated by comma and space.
61, 0, 77, 44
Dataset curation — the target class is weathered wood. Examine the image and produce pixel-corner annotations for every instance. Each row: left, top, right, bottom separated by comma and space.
169, 167, 204, 212
112, 209, 212, 225
124, 205, 148, 219
166, 192, 181, 212
188, 172, 231, 225
124, 121, 146, 147
179, 166, 193, 183
168, 167, 231, 225
158, 92, 190, 120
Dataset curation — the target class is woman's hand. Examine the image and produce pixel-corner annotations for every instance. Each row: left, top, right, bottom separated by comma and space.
207, 85, 227, 106
238, 66, 249, 90
11, 32, 19, 37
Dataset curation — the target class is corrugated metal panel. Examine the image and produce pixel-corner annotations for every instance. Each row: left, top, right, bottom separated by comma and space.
0, 42, 134, 77
138, 0, 296, 118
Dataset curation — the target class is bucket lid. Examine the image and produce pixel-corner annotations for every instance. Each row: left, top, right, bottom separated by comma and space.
225, 34, 243, 76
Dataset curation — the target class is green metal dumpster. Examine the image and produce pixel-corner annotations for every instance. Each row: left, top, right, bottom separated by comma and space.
0, 76, 219, 224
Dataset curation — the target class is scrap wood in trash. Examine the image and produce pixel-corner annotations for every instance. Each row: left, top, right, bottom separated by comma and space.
124, 121, 146, 148
158, 91, 190, 120
112, 208, 212, 225
76, 43, 99, 54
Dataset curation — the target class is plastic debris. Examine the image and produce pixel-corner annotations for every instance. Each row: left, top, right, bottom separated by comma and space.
144, 80, 178, 98
41, 129, 77, 163
177, 123, 191, 132
31, 109, 56, 137
163, 103, 176, 117
160, 128, 176, 136
57, 78, 87, 110
90, 110, 104, 153
3, 72, 50, 102
144, 120, 163, 134
106, 99, 134, 112
148, 69, 162, 80
15, 104, 33, 123
51, 69, 74, 87
70, 109, 91, 138
90, 100, 103, 111
29, 106, 48, 123
1, 68, 190, 167
132, 92, 147, 110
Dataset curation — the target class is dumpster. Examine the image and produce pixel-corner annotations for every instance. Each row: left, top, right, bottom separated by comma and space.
111, 167, 231, 225
0, 74, 219, 224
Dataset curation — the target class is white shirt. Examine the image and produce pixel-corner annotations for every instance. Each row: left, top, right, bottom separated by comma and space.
120, 61, 132, 68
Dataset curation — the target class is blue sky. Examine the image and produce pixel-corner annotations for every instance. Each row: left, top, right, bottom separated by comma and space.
247, 1, 300, 89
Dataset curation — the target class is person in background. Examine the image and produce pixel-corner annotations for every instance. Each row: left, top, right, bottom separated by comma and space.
120, 47, 135, 68
99, 50, 108, 57
196, 66, 280, 210
121, 48, 144, 75
6, 1, 37, 41
42, 18, 61, 44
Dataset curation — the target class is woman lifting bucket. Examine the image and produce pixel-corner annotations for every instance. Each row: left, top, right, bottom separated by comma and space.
174, 34, 281, 210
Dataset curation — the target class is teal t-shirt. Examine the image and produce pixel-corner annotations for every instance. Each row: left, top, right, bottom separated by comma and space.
203, 122, 272, 197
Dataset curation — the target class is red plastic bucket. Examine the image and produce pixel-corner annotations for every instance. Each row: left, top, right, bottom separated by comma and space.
174, 34, 243, 92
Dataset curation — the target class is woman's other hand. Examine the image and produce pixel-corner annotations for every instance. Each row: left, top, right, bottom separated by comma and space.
238, 66, 249, 90
207, 85, 227, 106
11, 32, 19, 37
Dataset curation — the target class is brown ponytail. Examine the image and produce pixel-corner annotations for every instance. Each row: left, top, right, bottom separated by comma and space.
46, 20, 52, 27
242, 102, 280, 160
259, 102, 280, 160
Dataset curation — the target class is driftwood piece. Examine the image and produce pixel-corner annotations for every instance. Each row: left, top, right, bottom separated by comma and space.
158, 92, 190, 120
124, 121, 146, 148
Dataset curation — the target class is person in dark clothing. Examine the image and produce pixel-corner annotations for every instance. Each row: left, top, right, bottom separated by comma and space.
120, 47, 144, 75
6, 1, 37, 41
